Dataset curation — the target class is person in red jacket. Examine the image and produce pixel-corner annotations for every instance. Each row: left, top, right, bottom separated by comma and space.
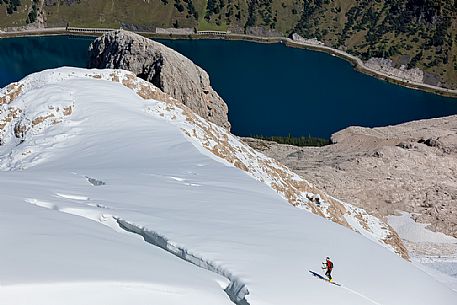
322, 257, 334, 282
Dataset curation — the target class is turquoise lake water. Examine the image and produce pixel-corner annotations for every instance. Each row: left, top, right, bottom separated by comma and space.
1, 35, 456, 138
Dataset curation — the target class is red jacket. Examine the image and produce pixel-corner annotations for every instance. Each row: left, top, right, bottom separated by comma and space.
325, 260, 333, 270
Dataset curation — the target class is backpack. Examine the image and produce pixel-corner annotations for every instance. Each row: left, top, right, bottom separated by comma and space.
327, 260, 333, 269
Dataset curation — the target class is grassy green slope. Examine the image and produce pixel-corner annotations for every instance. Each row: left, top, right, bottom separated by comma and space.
45, 0, 195, 28
0, 0, 33, 28
291, 0, 457, 89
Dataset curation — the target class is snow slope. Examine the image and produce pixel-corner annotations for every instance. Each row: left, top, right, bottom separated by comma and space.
0, 67, 456, 305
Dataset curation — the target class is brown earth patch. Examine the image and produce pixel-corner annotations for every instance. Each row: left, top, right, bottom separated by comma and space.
63, 106, 73, 116
32, 113, 55, 126
0, 84, 24, 105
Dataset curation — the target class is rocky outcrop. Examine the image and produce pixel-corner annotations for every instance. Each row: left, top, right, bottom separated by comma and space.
364, 58, 425, 84
245, 26, 283, 37
291, 33, 325, 46
88, 30, 230, 130
244, 115, 457, 239
155, 27, 195, 35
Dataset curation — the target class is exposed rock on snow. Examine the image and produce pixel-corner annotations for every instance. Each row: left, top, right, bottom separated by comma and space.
88, 30, 230, 130
85, 176, 106, 186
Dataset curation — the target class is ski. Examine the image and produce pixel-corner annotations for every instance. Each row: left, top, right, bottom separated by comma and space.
309, 270, 341, 286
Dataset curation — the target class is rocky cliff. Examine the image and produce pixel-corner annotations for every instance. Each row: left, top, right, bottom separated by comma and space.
88, 30, 230, 130
244, 115, 457, 239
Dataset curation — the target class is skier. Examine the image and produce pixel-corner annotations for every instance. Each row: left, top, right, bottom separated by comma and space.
322, 257, 333, 282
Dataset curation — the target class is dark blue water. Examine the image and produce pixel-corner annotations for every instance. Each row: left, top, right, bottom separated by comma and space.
158, 39, 457, 138
0, 35, 93, 87
1, 35, 456, 138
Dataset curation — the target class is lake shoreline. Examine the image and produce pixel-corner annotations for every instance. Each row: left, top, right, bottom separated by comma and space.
1, 27, 457, 99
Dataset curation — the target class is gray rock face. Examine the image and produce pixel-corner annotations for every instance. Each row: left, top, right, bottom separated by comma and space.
88, 30, 230, 130
244, 115, 457, 238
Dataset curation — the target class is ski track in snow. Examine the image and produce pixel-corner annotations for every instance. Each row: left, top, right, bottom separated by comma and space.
24, 196, 250, 305
339, 286, 383, 305
310, 271, 383, 305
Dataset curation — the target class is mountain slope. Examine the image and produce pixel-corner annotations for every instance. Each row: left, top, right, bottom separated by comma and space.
0, 67, 408, 258
2, 0, 455, 88
245, 117, 457, 239
0, 67, 456, 305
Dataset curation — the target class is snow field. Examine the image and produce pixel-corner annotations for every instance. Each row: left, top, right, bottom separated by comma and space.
0, 68, 456, 305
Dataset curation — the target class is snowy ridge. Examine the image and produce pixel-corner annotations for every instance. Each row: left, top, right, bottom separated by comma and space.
1, 67, 456, 305
0, 80, 75, 170
142, 82, 407, 258
0, 67, 406, 257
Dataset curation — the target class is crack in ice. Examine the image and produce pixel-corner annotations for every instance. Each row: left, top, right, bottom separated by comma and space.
115, 218, 250, 305
24, 197, 250, 305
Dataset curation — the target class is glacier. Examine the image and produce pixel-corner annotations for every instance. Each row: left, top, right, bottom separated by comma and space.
0, 67, 456, 305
